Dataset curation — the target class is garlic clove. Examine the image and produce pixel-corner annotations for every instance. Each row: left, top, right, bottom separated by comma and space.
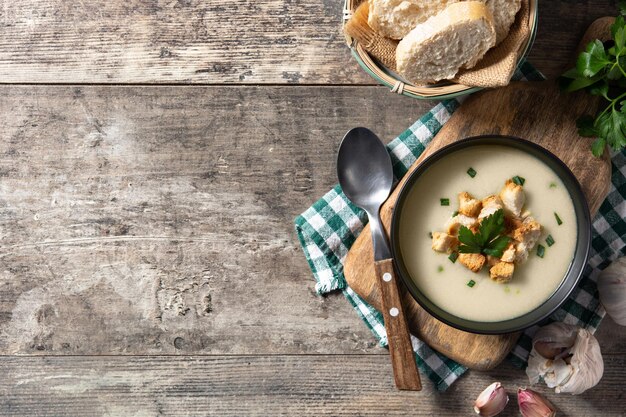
517, 388, 556, 417
597, 257, 626, 326
525, 322, 603, 395
474, 382, 509, 416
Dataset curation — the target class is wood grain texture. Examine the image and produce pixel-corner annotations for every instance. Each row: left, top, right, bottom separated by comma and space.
0, 0, 618, 83
0, 85, 435, 355
374, 258, 421, 390
1, 354, 624, 416
345, 80, 610, 370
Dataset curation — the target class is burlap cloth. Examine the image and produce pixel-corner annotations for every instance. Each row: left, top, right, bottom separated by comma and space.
346, 0, 531, 88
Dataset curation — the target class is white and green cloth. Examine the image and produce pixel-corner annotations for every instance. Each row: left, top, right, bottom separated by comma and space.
295, 61, 626, 391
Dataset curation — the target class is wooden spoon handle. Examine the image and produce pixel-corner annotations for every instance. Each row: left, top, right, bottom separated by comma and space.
374, 258, 422, 391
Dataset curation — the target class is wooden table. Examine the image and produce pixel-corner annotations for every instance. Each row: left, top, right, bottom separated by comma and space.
0, 1, 624, 415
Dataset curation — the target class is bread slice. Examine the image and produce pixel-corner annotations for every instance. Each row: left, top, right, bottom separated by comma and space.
396, 1, 496, 84
368, 0, 461, 40
483, 0, 522, 45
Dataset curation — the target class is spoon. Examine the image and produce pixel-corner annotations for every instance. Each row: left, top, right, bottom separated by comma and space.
337, 127, 422, 391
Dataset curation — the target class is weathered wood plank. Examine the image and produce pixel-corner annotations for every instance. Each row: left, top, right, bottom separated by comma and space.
0, 0, 618, 83
0, 354, 624, 416
0, 85, 435, 354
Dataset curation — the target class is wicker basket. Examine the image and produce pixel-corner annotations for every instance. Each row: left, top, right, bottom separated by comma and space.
343, 0, 539, 100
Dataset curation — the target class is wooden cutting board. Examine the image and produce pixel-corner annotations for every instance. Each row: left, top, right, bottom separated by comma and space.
344, 18, 614, 371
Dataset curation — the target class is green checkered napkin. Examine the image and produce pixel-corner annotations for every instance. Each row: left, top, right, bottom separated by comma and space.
295, 60, 626, 391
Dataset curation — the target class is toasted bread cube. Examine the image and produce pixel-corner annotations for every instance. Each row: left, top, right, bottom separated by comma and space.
445, 214, 478, 235
431, 232, 457, 253
490, 261, 515, 283
458, 192, 482, 217
458, 253, 486, 273
478, 195, 504, 220
500, 242, 516, 263
500, 179, 525, 217
513, 216, 542, 263
486, 255, 501, 267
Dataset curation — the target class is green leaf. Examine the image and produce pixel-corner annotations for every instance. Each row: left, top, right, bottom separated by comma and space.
483, 235, 512, 258
615, 26, 626, 52
558, 73, 604, 92
458, 226, 481, 254
612, 15, 626, 39
577, 40, 611, 77
607, 64, 623, 80
592, 137, 606, 157
619, 0, 626, 16
577, 115, 598, 137
590, 81, 609, 98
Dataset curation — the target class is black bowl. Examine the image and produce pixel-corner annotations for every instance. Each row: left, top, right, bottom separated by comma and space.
390, 136, 591, 334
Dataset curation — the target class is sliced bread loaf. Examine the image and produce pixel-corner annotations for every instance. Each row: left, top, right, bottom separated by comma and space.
368, 0, 460, 40
396, 1, 496, 84
483, 0, 522, 45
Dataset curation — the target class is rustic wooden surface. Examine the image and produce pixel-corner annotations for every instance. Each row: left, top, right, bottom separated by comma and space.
0, 0, 624, 415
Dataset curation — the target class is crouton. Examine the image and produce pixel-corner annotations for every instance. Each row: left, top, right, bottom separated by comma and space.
486, 255, 501, 267
513, 216, 542, 263
458, 253, 486, 273
490, 261, 515, 283
458, 192, 482, 217
478, 195, 504, 220
500, 242, 516, 263
431, 232, 457, 253
445, 214, 478, 235
505, 215, 523, 235
500, 179, 525, 217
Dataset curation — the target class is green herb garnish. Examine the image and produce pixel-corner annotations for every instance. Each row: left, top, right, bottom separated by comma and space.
504, 285, 511, 293
549, 182, 557, 189
559, 10, 626, 157
554, 212, 563, 226
448, 252, 458, 263
467, 167, 477, 178
440, 198, 450, 206
546, 235, 555, 247
452, 210, 459, 217
512, 176, 526, 186
537, 244, 546, 258
467, 279, 476, 288
458, 209, 511, 258
428, 232, 433, 239
437, 265, 444, 272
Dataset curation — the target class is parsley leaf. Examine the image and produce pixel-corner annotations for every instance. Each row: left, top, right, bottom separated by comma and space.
559, 12, 626, 157
458, 209, 511, 258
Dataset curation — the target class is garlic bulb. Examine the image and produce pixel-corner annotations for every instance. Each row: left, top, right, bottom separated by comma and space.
517, 388, 556, 417
597, 257, 626, 326
525, 322, 603, 395
474, 382, 508, 416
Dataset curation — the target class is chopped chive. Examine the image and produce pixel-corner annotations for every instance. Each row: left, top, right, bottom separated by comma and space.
448, 252, 458, 263
428, 232, 433, 239
537, 244, 546, 258
467, 279, 476, 288
504, 285, 511, 293
512, 176, 526, 186
452, 210, 459, 217
440, 198, 450, 206
546, 235, 555, 247
549, 182, 557, 189
467, 167, 477, 178
437, 265, 444, 272
516, 289, 521, 294
554, 212, 563, 226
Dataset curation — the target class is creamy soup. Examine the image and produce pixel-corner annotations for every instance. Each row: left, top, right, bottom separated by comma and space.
399, 145, 577, 322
